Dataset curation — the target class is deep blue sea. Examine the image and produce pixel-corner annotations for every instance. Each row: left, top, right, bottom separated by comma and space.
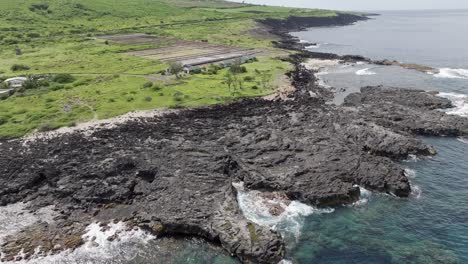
287, 10, 468, 264
1, 10, 467, 264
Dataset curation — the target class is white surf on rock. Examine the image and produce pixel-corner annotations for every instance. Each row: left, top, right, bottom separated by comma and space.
405, 168, 417, 179
1, 219, 155, 264
351, 186, 372, 207
437, 92, 468, 118
233, 182, 333, 241
434, 68, 468, 79
356, 68, 377, 76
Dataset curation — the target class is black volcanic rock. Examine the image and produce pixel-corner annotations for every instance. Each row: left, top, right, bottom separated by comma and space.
0, 66, 467, 263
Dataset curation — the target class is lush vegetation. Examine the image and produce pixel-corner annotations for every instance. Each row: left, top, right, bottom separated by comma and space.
0, 0, 336, 138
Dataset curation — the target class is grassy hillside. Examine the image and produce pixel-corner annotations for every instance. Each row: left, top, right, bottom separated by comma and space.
0, 0, 336, 138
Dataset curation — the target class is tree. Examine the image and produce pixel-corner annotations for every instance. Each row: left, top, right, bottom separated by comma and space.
260, 72, 272, 89
229, 58, 247, 74
168, 62, 184, 79
224, 72, 235, 93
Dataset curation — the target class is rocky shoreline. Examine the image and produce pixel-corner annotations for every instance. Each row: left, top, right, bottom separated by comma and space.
1, 14, 468, 264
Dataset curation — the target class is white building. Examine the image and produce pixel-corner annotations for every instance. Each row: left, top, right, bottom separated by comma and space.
4, 77, 27, 88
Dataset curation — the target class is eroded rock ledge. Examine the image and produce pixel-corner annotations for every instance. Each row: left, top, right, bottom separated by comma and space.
1, 62, 467, 263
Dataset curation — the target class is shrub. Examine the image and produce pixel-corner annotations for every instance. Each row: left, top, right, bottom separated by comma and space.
11, 64, 30, 71
142, 81, 153, 88
22, 78, 40, 90
45, 98, 55, 103
52, 73, 75, 84
190, 68, 202, 74
49, 84, 65, 91
29, 4, 49, 11
230, 65, 247, 74
244, 76, 255, 82
144, 96, 152, 102
152, 82, 164, 91
27, 33, 40, 38
173, 91, 183, 102
251, 85, 259, 90
3, 37, 20, 45
108, 98, 116, 103
0, 118, 6, 125
126, 97, 134, 102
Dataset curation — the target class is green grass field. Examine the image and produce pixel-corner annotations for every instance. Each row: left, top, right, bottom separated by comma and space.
0, 0, 335, 139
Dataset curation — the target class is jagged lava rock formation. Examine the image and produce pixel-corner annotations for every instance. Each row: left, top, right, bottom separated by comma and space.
0, 62, 467, 264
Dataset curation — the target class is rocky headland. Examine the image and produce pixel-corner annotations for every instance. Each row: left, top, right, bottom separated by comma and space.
1, 13, 468, 264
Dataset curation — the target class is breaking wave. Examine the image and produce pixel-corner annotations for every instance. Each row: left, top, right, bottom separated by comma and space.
458, 137, 468, 144
410, 184, 422, 199
356, 68, 377, 76
0, 203, 155, 264
435, 68, 468, 79
437, 92, 468, 117
234, 182, 333, 241
1, 221, 155, 264
305, 43, 320, 49
405, 168, 417, 179
351, 186, 372, 207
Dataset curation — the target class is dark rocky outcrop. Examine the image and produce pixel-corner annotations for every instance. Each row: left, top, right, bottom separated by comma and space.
1, 63, 467, 262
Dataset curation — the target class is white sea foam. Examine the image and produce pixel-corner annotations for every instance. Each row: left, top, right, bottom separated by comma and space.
410, 184, 422, 199
299, 39, 310, 44
458, 137, 468, 144
404, 154, 420, 163
356, 68, 377, 76
351, 186, 372, 207
0, 203, 56, 245
234, 182, 333, 241
405, 168, 417, 179
305, 43, 320, 49
434, 68, 468, 79
1, 217, 154, 263
437, 92, 468, 117
315, 70, 329, 76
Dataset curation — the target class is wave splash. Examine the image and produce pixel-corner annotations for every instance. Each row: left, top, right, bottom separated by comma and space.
0, 216, 154, 264
356, 68, 377, 76
435, 68, 468, 79
437, 92, 468, 117
234, 182, 333, 241
351, 186, 372, 207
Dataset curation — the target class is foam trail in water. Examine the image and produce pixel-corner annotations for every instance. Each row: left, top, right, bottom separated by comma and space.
437, 92, 468, 118
234, 182, 333, 241
356, 68, 377, 76
435, 68, 468, 79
